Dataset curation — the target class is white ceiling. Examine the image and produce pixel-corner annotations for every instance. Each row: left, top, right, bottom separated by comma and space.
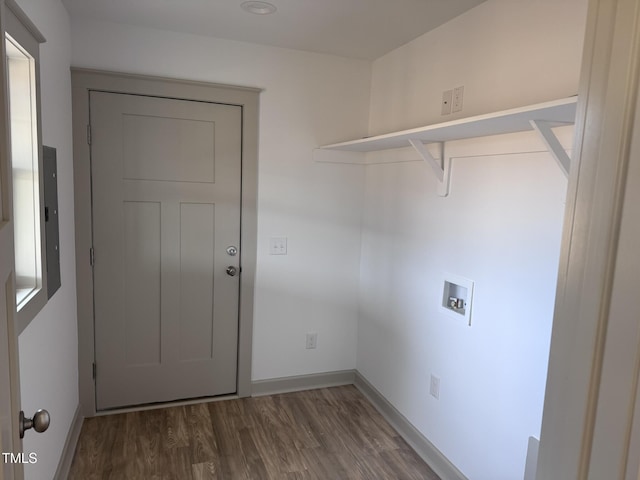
61, 0, 486, 60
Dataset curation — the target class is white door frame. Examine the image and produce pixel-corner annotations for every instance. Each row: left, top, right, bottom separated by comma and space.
71, 69, 260, 417
537, 0, 640, 477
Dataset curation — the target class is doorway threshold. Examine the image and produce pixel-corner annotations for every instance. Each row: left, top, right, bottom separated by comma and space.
95, 393, 240, 416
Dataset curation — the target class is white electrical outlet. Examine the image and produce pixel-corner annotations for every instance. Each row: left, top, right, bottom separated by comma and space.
441, 89, 453, 115
430, 374, 440, 400
306, 332, 317, 349
452, 86, 464, 113
269, 237, 287, 255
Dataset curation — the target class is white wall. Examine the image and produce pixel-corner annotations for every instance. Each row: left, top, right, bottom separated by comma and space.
14, 1, 77, 479
69, 20, 371, 381
369, 1, 586, 136
358, 1, 588, 479
47, 2, 588, 478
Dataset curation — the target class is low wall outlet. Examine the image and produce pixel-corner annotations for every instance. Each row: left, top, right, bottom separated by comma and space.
306, 332, 317, 349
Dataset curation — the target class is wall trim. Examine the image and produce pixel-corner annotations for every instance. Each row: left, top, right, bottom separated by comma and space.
354, 372, 468, 480
5, 0, 46, 44
53, 405, 83, 480
251, 370, 356, 396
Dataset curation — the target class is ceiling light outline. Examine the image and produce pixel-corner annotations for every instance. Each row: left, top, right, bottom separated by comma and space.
240, 1, 277, 15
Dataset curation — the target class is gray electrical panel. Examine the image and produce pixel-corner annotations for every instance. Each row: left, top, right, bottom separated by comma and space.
43, 146, 60, 298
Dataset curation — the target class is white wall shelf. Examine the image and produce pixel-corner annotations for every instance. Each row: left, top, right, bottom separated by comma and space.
313, 96, 577, 196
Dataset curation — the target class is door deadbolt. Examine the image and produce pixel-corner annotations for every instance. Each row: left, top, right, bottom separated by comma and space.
19, 409, 50, 439
226, 246, 238, 256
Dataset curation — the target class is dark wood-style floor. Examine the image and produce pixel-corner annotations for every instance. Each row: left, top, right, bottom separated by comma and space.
68, 385, 440, 479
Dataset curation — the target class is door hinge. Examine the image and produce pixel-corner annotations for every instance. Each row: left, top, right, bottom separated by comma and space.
89, 247, 95, 266
87, 124, 92, 145
92, 362, 96, 380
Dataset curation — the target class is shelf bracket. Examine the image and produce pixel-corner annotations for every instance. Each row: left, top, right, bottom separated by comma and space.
409, 139, 443, 181
530, 120, 571, 177
408, 139, 451, 196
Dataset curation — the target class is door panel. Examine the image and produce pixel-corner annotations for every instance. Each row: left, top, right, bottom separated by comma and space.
91, 92, 242, 410
122, 114, 216, 183
123, 201, 161, 366
179, 202, 215, 361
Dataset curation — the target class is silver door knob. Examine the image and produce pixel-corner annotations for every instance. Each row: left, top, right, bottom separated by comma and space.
226, 266, 238, 277
19, 409, 50, 438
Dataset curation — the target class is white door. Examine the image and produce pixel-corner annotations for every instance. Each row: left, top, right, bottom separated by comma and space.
0, 161, 21, 480
0, 188, 20, 480
0, 1, 21, 475
91, 91, 242, 410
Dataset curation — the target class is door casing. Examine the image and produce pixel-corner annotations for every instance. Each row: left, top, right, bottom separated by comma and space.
537, 0, 640, 477
71, 69, 260, 417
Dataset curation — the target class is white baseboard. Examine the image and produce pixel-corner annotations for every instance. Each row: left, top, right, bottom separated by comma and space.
53, 405, 83, 480
354, 372, 468, 480
251, 370, 356, 396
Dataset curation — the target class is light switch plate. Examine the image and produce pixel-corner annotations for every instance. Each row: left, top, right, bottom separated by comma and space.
269, 237, 287, 255
430, 374, 440, 399
452, 86, 464, 113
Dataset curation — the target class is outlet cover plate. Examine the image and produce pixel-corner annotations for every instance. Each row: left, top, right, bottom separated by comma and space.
452, 86, 464, 113
441, 89, 453, 115
306, 332, 317, 349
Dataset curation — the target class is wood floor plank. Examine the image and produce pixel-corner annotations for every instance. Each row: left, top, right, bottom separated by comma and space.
380, 446, 442, 480
164, 447, 194, 480
280, 396, 324, 449
69, 385, 441, 480
208, 396, 245, 457
165, 406, 189, 449
219, 453, 253, 480
247, 397, 306, 476
186, 403, 217, 464
129, 409, 165, 478
192, 461, 218, 480
237, 427, 271, 479
68, 414, 121, 480
103, 414, 128, 479
298, 446, 349, 479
